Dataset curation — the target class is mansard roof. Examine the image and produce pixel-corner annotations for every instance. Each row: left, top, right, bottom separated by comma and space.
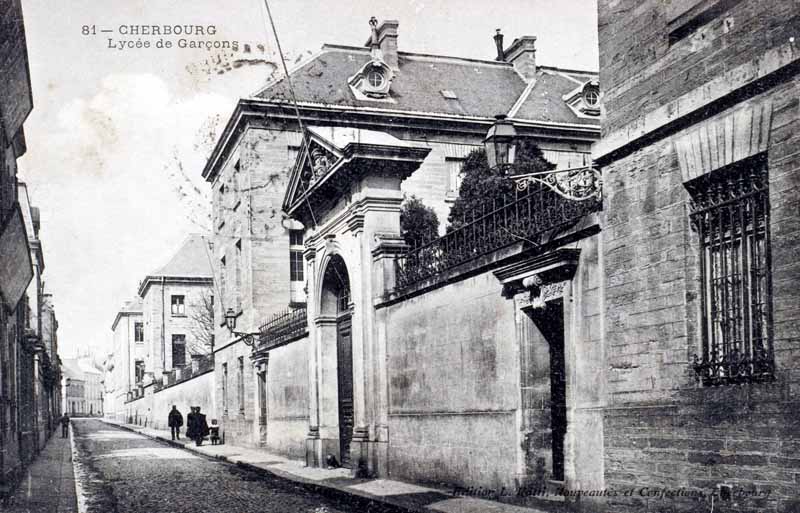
283, 126, 431, 224
256, 45, 599, 126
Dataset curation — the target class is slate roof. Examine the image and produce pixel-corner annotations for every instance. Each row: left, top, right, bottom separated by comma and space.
118, 296, 143, 314
256, 45, 599, 126
147, 234, 213, 279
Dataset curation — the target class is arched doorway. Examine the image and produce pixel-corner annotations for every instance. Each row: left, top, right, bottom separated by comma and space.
320, 254, 354, 467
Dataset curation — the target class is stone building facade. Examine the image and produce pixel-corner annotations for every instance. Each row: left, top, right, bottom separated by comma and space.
137, 234, 214, 380
118, 234, 216, 427
203, 18, 603, 497
107, 297, 144, 421
595, 0, 800, 512
0, 0, 36, 498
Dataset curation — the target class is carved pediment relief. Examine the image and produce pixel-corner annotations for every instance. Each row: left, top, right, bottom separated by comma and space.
300, 140, 338, 190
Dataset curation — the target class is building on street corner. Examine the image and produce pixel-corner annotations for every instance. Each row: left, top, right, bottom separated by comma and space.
594, 0, 800, 511
106, 296, 144, 422
115, 234, 216, 429
203, 16, 604, 495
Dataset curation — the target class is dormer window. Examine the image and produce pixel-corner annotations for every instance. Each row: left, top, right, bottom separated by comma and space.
563, 79, 602, 119
348, 60, 394, 101
348, 17, 396, 102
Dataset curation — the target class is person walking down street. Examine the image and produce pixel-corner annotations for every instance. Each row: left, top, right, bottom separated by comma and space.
60, 413, 70, 438
168, 405, 183, 440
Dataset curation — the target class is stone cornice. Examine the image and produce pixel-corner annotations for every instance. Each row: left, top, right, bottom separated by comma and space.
137, 275, 214, 298
371, 233, 408, 259
594, 41, 800, 165
202, 99, 601, 184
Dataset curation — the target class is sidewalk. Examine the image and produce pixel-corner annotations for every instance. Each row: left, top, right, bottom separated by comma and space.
4, 431, 78, 513
103, 419, 561, 513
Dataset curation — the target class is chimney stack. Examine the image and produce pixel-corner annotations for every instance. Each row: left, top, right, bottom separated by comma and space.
365, 19, 400, 71
494, 29, 505, 61
504, 36, 537, 82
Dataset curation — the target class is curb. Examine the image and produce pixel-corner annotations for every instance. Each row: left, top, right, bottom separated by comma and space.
104, 420, 426, 513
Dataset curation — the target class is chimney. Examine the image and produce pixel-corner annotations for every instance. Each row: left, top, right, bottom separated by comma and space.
504, 36, 537, 82
493, 29, 505, 61
365, 19, 399, 71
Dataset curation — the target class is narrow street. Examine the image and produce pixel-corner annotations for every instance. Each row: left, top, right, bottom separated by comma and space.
68, 419, 382, 513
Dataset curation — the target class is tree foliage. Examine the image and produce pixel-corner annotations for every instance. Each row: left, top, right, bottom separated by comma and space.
188, 288, 215, 355
400, 195, 440, 247
446, 141, 555, 230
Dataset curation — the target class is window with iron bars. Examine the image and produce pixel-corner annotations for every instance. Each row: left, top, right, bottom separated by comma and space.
687, 156, 774, 386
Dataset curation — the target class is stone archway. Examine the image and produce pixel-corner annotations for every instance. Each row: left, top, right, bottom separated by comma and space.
319, 254, 354, 467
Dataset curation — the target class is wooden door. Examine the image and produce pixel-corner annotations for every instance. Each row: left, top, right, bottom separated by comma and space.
533, 300, 567, 482
336, 316, 354, 468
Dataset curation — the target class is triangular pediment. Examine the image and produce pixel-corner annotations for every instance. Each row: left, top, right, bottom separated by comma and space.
282, 126, 432, 225
283, 129, 344, 218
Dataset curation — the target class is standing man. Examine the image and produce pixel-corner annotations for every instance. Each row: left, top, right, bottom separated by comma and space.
195, 407, 209, 446
168, 405, 183, 440
60, 413, 70, 438
185, 407, 197, 443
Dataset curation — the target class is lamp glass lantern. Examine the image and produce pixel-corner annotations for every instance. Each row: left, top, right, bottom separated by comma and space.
484, 114, 517, 170
224, 307, 237, 332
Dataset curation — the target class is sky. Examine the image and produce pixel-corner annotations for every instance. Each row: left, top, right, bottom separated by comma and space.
17, 0, 598, 359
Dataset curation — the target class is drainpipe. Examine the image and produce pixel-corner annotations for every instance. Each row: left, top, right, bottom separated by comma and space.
161, 277, 166, 373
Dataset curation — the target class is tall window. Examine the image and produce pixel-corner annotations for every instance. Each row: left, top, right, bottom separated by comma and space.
134, 360, 145, 384
237, 356, 245, 414
217, 184, 226, 228
220, 256, 226, 321
687, 157, 773, 386
235, 240, 242, 311
171, 334, 186, 367
170, 295, 185, 316
222, 362, 228, 414
232, 160, 241, 210
134, 321, 144, 343
446, 156, 466, 196
290, 230, 304, 282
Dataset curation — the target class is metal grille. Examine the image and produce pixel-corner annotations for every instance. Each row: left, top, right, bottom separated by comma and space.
395, 180, 601, 291
688, 160, 774, 386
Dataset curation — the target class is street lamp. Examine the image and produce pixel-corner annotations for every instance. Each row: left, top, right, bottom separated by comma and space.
485, 113, 602, 201
484, 114, 517, 171
224, 307, 259, 348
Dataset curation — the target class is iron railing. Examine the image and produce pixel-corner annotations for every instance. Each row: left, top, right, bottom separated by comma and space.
258, 305, 308, 348
395, 174, 602, 291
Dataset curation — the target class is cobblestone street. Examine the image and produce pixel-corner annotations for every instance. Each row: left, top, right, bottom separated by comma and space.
70, 419, 389, 513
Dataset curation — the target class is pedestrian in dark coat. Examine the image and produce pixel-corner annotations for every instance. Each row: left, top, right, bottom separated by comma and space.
60, 414, 70, 438
185, 407, 197, 440
168, 405, 183, 440
194, 406, 209, 446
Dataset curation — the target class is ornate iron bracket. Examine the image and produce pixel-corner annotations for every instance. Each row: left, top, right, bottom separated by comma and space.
231, 331, 259, 349
513, 166, 602, 201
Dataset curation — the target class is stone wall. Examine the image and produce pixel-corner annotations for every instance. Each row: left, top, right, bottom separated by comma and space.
597, 0, 799, 137
383, 271, 519, 490
265, 338, 309, 459
598, 0, 800, 505
124, 370, 214, 432
213, 339, 256, 447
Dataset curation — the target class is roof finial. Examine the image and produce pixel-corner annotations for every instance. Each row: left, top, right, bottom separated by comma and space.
369, 17, 381, 59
